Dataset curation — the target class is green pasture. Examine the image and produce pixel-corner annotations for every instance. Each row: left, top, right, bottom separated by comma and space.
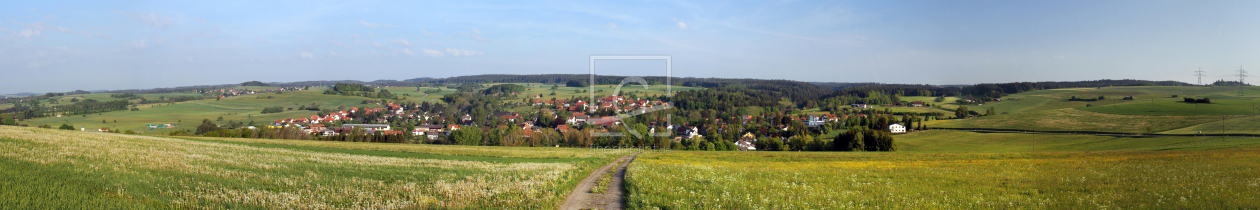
0, 126, 618, 209
1079, 99, 1260, 116
884, 106, 951, 114
626, 146, 1260, 209
21, 89, 379, 134
932, 108, 1231, 133
1160, 115, 1260, 135
897, 130, 1260, 152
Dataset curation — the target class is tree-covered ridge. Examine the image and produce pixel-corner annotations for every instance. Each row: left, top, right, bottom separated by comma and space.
481, 84, 526, 95
672, 87, 785, 112
241, 81, 269, 86
1, 99, 131, 120
323, 83, 395, 99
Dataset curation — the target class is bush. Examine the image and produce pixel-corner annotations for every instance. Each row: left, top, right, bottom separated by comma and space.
1183, 97, 1211, 103
261, 106, 284, 114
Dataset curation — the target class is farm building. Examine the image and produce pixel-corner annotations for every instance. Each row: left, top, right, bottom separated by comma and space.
889, 123, 906, 134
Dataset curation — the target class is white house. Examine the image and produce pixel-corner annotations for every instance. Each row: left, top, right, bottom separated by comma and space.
343, 124, 390, 131
889, 123, 906, 134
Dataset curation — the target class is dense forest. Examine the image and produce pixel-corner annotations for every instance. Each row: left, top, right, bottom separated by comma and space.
481, 84, 526, 95
323, 83, 396, 99
0, 99, 131, 120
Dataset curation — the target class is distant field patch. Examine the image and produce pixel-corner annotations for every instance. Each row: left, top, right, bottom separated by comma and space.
933, 109, 1228, 133
1161, 115, 1260, 135
1079, 99, 1260, 116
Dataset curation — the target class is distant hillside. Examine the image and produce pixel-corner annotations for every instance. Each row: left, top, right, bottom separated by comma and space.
4, 74, 1195, 99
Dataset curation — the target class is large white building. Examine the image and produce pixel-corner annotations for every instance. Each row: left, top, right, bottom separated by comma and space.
889, 123, 906, 134
342, 124, 391, 131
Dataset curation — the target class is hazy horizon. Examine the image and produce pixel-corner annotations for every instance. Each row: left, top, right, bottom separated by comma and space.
3, 0, 1258, 94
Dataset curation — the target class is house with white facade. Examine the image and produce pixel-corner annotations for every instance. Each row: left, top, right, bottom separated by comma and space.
889, 123, 906, 134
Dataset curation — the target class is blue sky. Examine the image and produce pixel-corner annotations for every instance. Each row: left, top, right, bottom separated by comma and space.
2, 0, 1258, 94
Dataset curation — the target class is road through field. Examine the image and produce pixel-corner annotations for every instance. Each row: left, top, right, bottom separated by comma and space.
561, 152, 639, 210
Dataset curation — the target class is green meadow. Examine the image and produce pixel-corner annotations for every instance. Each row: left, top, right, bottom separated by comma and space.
21, 88, 380, 135
626, 146, 1260, 209
897, 130, 1260, 152
0, 126, 624, 209
1160, 115, 1260, 135
930, 86, 1260, 134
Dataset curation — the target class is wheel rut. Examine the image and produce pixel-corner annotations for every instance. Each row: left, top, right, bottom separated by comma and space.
559, 153, 639, 210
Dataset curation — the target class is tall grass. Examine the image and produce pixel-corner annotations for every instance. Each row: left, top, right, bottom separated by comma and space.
625, 150, 1260, 209
0, 126, 615, 209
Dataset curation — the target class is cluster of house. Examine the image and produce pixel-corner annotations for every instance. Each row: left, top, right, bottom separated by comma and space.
533, 96, 669, 113
962, 97, 1007, 103
889, 101, 927, 107
146, 124, 181, 129
206, 87, 308, 99
206, 88, 258, 99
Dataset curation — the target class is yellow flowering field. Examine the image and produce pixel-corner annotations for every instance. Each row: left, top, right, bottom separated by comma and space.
626, 150, 1260, 209
0, 126, 621, 209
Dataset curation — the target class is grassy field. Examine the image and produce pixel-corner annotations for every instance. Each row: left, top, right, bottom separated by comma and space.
1160, 115, 1260, 135
1079, 99, 1260, 116
626, 147, 1260, 209
0, 125, 624, 209
897, 130, 1260, 152
884, 106, 951, 114
932, 109, 1231, 133
21, 88, 379, 135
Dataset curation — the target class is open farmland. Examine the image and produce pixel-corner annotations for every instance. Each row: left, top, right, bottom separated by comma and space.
0, 126, 622, 209
625, 148, 1260, 209
21, 88, 379, 135
1160, 115, 1260, 135
932, 108, 1232, 133
897, 130, 1260, 152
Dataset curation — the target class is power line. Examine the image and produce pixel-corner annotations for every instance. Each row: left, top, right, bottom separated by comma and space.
1195, 67, 1207, 86
1235, 66, 1248, 96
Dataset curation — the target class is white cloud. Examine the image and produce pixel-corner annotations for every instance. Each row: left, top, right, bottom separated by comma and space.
421, 29, 434, 36
675, 19, 688, 31
445, 48, 484, 56
401, 49, 416, 56
9, 21, 105, 40
300, 52, 314, 59
371, 42, 383, 47
420, 49, 444, 57
256, 37, 268, 43
17, 29, 41, 41
125, 13, 174, 29
389, 38, 413, 47
127, 37, 166, 48
185, 57, 193, 62
359, 21, 396, 29
129, 39, 148, 48
607, 23, 619, 30
458, 29, 491, 42
329, 50, 339, 56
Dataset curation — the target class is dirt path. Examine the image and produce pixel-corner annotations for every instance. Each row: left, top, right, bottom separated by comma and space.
559, 153, 639, 210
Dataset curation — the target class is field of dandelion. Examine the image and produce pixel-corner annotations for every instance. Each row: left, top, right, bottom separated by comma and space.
0, 126, 626, 209
626, 148, 1260, 209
